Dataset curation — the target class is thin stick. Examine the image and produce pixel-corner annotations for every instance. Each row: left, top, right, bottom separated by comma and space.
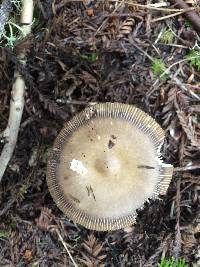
56, 98, 97, 105
157, 43, 188, 49
174, 164, 200, 171
123, 1, 199, 12
56, 0, 199, 13
0, 0, 33, 182
151, 11, 184, 22
173, 177, 182, 258
55, 229, 78, 267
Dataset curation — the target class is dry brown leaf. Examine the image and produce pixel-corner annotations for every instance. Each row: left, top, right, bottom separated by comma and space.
83, 243, 93, 254
182, 230, 197, 254
128, 3, 140, 12
87, 8, 94, 17
177, 110, 200, 147
35, 207, 56, 231
93, 243, 104, 257
80, 234, 106, 266
23, 249, 33, 262
117, 18, 135, 39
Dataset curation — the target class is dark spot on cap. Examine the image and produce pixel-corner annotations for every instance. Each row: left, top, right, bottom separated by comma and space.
111, 135, 117, 139
108, 139, 115, 149
137, 165, 155, 169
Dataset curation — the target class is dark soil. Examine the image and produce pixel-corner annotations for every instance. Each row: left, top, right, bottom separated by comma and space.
0, 1, 200, 266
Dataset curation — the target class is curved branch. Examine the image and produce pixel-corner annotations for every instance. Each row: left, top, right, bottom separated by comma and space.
0, 0, 34, 182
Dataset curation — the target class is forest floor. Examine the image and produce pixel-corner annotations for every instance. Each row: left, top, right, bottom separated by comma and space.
0, 0, 200, 266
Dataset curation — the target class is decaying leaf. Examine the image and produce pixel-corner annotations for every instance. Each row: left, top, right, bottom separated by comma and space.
117, 18, 135, 39
23, 249, 33, 262
79, 234, 106, 267
36, 207, 56, 231
177, 110, 200, 148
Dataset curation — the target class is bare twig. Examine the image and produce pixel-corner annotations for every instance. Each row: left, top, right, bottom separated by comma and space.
55, 228, 78, 267
151, 11, 185, 22
0, 0, 33, 182
173, 177, 182, 258
174, 164, 200, 172
56, 0, 199, 13
169, 74, 200, 100
157, 43, 188, 49
124, 0, 199, 13
0, 0, 12, 39
56, 98, 97, 105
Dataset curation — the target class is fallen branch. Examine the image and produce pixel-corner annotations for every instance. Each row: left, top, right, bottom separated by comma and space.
0, 0, 33, 182
172, 0, 200, 33
0, 0, 12, 39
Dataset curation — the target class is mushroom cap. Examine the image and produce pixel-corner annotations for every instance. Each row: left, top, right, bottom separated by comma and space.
47, 103, 173, 231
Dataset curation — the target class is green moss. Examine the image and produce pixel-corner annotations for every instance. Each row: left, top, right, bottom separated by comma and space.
160, 29, 174, 44
158, 257, 188, 267
151, 58, 167, 80
184, 20, 193, 29
0, 230, 10, 238
80, 52, 99, 62
186, 49, 200, 71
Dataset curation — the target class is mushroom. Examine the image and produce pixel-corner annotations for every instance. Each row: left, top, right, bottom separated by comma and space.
47, 103, 173, 231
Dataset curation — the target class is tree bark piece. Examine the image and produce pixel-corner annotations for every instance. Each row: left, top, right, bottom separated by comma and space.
172, 0, 200, 33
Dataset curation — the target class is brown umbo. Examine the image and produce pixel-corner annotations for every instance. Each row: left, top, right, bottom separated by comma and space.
47, 103, 173, 231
